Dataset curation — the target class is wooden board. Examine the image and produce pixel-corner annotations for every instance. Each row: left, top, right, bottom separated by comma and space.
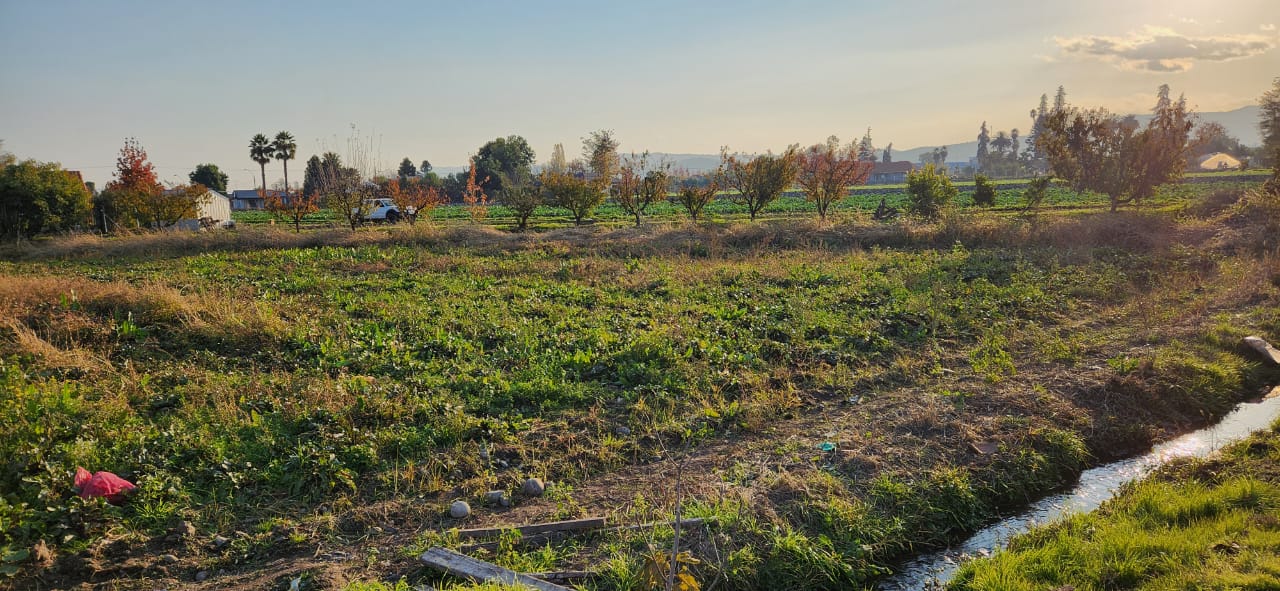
419, 547, 572, 591
457, 517, 606, 540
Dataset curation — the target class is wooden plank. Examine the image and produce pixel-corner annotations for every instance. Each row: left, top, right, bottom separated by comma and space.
606, 517, 707, 534
419, 547, 572, 591
456, 517, 606, 540
529, 571, 596, 583
459, 517, 712, 553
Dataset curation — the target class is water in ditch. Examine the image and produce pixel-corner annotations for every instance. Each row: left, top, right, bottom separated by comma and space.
878, 390, 1280, 590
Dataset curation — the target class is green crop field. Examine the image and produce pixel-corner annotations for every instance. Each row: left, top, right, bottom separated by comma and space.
233, 177, 1263, 232
2, 180, 1279, 590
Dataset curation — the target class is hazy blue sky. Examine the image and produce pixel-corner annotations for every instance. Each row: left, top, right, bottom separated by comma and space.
1, 0, 1276, 190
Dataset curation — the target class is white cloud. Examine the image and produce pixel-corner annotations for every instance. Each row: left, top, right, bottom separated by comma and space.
1178, 17, 1198, 24
1054, 26, 1277, 72
1263, 24, 1277, 32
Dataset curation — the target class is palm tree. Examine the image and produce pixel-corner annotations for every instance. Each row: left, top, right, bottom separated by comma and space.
273, 131, 297, 200
249, 134, 273, 196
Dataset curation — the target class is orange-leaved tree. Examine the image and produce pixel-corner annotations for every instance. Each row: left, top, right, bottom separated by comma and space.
796, 136, 873, 221
387, 178, 445, 226
266, 190, 319, 233
98, 138, 172, 229
461, 158, 489, 223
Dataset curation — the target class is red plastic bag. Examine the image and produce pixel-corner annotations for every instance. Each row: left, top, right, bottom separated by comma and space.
74, 467, 136, 505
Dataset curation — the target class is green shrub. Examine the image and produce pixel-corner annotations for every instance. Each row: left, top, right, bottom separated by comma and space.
905, 164, 957, 219
972, 174, 997, 207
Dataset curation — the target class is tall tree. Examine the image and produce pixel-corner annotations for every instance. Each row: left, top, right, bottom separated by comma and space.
721, 146, 800, 220
856, 128, 876, 162
302, 155, 323, 200
420, 159, 432, 175
546, 143, 568, 174
188, 163, 228, 192
397, 157, 418, 180
582, 130, 620, 191
1038, 85, 1193, 212
882, 143, 893, 164
249, 134, 273, 196
1009, 129, 1020, 160
976, 122, 991, 167
1053, 85, 1068, 113
1260, 77, 1280, 174
992, 130, 1012, 156
272, 131, 297, 200
475, 135, 535, 194
796, 136, 873, 221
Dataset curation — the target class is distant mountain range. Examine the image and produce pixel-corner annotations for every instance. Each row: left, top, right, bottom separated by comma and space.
434, 106, 1262, 174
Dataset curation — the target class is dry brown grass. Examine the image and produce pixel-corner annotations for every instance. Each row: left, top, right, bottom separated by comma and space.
0, 274, 286, 373
0, 207, 1226, 267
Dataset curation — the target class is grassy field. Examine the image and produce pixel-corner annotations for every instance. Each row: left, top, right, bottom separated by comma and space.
951, 414, 1280, 590
1, 181, 1279, 590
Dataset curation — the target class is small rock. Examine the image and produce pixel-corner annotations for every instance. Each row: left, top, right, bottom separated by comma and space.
211, 535, 230, 549
614, 426, 631, 436
522, 477, 545, 497
485, 490, 510, 507
495, 459, 509, 468
195, 571, 210, 582
479, 448, 490, 461
159, 554, 179, 565
450, 500, 471, 519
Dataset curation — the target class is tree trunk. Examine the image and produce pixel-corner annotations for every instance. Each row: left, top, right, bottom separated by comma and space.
282, 161, 290, 201
259, 163, 267, 196
634, 211, 641, 227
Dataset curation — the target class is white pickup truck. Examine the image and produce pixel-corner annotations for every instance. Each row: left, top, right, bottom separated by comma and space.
356, 198, 405, 224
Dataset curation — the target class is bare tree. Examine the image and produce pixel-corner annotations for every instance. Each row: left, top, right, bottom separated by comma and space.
616, 152, 672, 227
319, 133, 377, 230
673, 167, 722, 224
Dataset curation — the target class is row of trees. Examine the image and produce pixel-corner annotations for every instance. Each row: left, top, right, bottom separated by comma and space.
257, 78, 1273, 233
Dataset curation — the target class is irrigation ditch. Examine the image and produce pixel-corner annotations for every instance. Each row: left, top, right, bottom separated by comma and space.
879, 383, 1280, 590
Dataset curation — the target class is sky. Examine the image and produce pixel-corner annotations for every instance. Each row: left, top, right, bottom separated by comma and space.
1, 0, 1276, 190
